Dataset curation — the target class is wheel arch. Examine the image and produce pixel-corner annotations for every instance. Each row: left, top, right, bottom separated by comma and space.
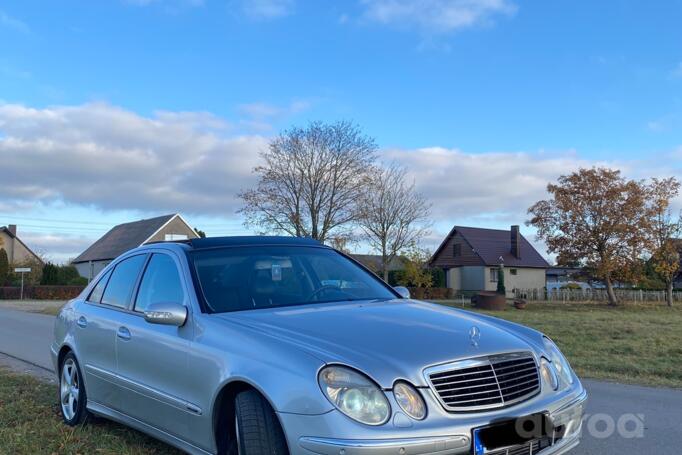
57, 344, 75, 369
211, 378, 287, 454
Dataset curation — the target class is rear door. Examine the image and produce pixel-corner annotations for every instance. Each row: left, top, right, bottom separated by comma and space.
75, 254, 147, 409
114, 252, 193, 440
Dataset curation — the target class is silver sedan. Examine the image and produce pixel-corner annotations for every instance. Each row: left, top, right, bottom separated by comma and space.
52, 236, 586, 455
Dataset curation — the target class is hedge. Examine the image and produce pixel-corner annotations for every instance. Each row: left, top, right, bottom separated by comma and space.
0, 285, 85, 300
407, 287, 454, 300
387, 268, 446, 287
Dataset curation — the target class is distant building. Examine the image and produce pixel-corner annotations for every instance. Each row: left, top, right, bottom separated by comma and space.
429, 225, 549, 294
545, 266, 590, 290
0, 224, 44, 265
351, 254, 407, 274
72, 214, 198, 281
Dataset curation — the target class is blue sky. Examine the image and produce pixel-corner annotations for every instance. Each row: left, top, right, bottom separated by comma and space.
1, 0, 682, 262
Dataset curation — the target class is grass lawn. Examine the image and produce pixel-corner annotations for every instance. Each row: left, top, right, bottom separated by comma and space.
435, 300, 682, 389
0, 368, 181, 454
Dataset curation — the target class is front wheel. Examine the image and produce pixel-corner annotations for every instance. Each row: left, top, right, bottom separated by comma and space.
234, 389, 289, 455
59, 352, 89, 426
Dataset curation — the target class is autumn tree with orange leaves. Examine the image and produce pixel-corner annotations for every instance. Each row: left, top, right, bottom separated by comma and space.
646, 177, 681, 307
528, 168, 650, 306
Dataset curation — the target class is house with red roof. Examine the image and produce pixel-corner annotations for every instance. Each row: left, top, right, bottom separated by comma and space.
429, 225, 549, 294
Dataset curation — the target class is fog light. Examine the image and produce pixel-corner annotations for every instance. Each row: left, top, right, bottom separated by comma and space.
393, 381, 426, 420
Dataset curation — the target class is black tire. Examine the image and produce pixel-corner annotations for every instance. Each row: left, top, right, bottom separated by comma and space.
58, 352, 90, 426
234, 390, 289, 455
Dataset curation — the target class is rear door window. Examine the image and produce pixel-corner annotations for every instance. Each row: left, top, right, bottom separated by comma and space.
87, 270, 112, 303
101, 255, 147, 309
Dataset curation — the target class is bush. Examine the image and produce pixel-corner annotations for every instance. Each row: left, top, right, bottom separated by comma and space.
390, 268, 444, 287
32, 286, 85, 300
41, 263, 86, 286
0, 249, 8, 286
407, 287, 453, 300
560, 282, 582, 290
0, 285, 85, 300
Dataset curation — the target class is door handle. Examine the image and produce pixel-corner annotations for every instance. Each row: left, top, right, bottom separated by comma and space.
77, 316, 87, 328
117, 326, 131, 341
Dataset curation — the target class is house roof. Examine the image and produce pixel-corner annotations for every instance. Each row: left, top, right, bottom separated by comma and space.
73, 214, 180, 263
431, 225, 549, 268
0, 226, 44, 264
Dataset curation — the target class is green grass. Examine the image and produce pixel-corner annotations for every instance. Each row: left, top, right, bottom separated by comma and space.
0, 368, 180, 454
435, 300, 682, 388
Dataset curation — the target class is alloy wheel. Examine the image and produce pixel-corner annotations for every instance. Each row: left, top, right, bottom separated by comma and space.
60, 358, 80, 421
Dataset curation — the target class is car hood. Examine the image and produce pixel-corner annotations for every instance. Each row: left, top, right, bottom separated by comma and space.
217, 299, 536, 388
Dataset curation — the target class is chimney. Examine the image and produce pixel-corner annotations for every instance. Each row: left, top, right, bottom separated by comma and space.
8, 224, 16, 236
511, 225, 521, 259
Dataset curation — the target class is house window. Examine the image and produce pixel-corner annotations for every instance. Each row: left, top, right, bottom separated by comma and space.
510, 269, 517, 275
453, 243, 461, 257
490, 268, 498, 282
165, 234, 189, 241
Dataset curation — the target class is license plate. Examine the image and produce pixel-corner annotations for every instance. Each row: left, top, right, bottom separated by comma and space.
472, 413, 552, 455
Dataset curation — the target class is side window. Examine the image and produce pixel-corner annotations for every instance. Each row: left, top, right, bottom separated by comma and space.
87, 270, 112, 303
101, 255, 147, 308
135, 254, 185, 313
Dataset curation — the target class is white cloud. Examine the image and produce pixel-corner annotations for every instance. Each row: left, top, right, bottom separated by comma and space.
18, 232, 95, 263
0, 102, 265, 216
360, 0, 516, 34
382, 147, 595, 220
242, 0, 294, 19
647, 120, 665, 132
671, 62, 682, 79
0, 10, 29, 33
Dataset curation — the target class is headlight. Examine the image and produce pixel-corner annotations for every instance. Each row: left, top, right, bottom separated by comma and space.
543, 337, 574, 386
393, 381, 426, 420
318, 366, 390, 425
540, 357, 559, 390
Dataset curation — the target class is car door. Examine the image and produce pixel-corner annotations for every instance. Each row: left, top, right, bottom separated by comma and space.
75, 254, 147, 409
114, 252, 193, 440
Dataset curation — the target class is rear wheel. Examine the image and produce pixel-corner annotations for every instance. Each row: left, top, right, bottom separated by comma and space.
233, 389, 288, 455
59, 352, 89, 426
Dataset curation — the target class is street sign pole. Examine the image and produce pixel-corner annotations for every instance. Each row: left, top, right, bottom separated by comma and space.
14, 268, 31, 301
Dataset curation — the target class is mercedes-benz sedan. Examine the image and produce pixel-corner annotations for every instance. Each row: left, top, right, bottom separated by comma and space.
52, 236, 586, 455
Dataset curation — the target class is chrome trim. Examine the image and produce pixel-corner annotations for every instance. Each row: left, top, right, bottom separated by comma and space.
299, 435, 470, 455
84, 364, 202, 415
424, 352, 541, 412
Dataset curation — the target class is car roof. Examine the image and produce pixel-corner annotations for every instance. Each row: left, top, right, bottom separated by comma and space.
189, 236, 324, 249
144, 235, 325, 251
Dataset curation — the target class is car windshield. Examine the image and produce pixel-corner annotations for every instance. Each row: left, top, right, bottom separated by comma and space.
191, 246, 396, 313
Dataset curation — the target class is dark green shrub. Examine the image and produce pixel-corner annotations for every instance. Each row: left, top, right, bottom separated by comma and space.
0, 249, 8, 286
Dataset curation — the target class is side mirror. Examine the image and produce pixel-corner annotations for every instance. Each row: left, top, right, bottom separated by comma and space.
144, 302, 187, 326
393, 286, 410, 299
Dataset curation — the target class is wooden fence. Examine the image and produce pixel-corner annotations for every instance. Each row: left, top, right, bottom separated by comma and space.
513, 288, 682, 303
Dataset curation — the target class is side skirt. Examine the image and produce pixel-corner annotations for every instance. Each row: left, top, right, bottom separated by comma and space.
87, 401, 214, 455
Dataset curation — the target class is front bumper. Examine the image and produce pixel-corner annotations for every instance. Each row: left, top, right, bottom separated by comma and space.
283, 383, 587, 455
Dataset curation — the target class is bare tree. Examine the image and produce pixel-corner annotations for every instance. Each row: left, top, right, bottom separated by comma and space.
239, 121, 377, 242
358, 163, 431, 282
646, 177, 682, 307
528, 167, 649, 305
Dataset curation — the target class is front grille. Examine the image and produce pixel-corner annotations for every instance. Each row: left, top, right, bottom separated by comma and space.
426, 352, 540, 412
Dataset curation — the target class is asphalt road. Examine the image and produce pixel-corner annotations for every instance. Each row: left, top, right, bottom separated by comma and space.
1, 306, 681, 454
